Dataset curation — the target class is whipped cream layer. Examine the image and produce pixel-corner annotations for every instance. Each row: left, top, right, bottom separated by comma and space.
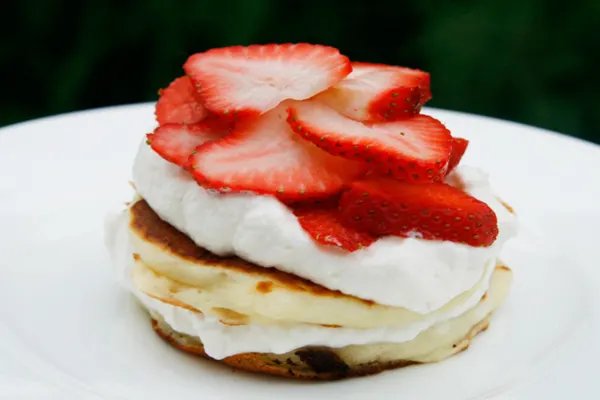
104, 210, 503, 359
132, 142, 517, 312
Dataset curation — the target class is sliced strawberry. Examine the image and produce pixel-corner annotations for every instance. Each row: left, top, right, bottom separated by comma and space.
189, 104, 365, 202
147, 123, 225, 168
184, 43, 351, 117
155, 76, 208, 125
446, 137, 469, 174
287, 101, 452, 183
316, 62, 431, 121
339, 178, 498, 247
293, 203, 375, 251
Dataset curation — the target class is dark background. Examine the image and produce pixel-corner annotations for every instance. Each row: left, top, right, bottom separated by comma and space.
3, 0, 599, 143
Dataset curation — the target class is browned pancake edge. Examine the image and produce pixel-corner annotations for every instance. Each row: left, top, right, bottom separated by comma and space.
151, 315, 490, 380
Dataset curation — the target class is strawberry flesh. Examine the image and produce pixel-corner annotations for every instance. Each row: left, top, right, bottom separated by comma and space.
287, 101, 452, 183
339, 178, 498, 247
317, 62, 431, 122
446, 137, 469, 174
189, 104, 365, 202
184, 43, 351, 117
155, 76, 207, 125
147, 122, 226, 168
293, 203, 375, 251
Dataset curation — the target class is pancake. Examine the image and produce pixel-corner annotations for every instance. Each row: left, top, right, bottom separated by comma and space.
129, 200, 496, 328
146, 263, 510, 379
151, 316, 490, 380
123, 199, 512, 379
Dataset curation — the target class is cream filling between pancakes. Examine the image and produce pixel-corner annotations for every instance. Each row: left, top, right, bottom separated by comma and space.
105, 209, 511, 360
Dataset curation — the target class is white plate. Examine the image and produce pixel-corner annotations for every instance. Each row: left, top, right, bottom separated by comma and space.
1, 104, 599, 400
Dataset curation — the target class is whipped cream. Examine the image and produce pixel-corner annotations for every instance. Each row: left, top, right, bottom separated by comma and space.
132, 142, 517, 312
104, 210, 498, 359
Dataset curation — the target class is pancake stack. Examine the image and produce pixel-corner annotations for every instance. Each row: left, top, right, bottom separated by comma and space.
106, 199, 512, 379
105, 43, 516, 380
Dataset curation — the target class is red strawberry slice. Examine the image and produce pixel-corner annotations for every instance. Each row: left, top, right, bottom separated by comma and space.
339, 178, 498, 247
293, 204, 375, 251
184, 43, 351, 117
287, 101, 452, 183
316, 62, 431, 121
155, 76, 208, 125
147, 123, 225, 168
189, 104, 365, 202
446, 137, 469, 174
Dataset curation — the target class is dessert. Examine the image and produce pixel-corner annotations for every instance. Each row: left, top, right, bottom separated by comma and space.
105, 43, 517, 379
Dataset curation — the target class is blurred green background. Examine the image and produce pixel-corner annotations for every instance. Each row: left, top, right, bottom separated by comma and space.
3, 0, 599, 143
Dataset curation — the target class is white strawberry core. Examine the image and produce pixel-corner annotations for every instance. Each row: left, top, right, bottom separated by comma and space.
215, 60, 332, 112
